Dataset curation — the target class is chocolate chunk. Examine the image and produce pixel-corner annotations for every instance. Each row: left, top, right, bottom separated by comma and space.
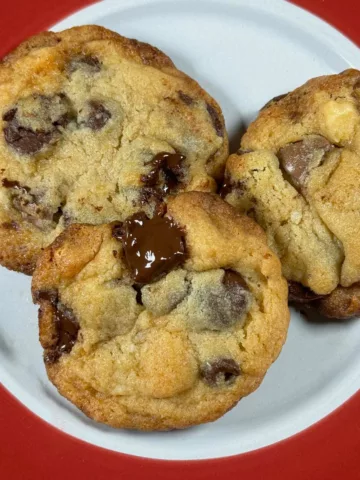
223, 270, 248, 296
36, 290, 79, 363
55, 303, 79, 357
141, 152, 186, 197
278, 136, 333, 188
52, 206, 63, 224
2, 108, 17, 122
52, 112, 72, 128
68, 55, 101, 74
178, 90, 193, 105
3, 180, 60, 229
206, 103, 223, 137
3, 94, 74, 155
288, 281, 324, 304
133, 284, 143, 305
192, 270, 250, 330
4, 122, 53, 155
111, 221, 124, 239
33, 288, 59, 304
261, 93, 288, 111
113, 212, 186, 284
2, 178, 30, 193
219, 180, 232, 199
201, 358, 240, 387
209, 270, 250, 329
219, 175, 246, 199
83, 101, 111, 130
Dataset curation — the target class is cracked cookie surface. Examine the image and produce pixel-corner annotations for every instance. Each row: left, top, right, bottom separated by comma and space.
0, 25, 228, 274
223, 69, 360, 318
32, 192, 289, 430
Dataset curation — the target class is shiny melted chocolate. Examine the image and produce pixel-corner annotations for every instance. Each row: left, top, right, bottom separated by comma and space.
35, 289, 79, 363
113, 212, 186, 284
141, 152, 185, 196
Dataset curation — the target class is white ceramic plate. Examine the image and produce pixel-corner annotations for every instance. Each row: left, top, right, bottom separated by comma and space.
1, 0, 359, 461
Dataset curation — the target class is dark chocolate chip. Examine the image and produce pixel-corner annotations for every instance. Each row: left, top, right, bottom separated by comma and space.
52, 112, 72, 128
111, 221, 124, 239
198, 270, 250, 330
4, 122, 54, 156
2, 108, 17, 122
33, 288, 59, 304
288, 281, 324, 304
219, 175, 246, 199
206, 102, 223, 137
114, 211, 186, 284
141, 152, 186, 197
260, 93, 288, 111
133, 284, 143, 305
3, 94, 74, 155
178, 90, 194, 105
2, 178, 30, 193
42, 296, 79, 363
278, 136, 333, 189
201, 358, 240, 387
68, 55, 101, 74
83, 101, 111, 130
55, 303, 79, 356
4, 181, 60, 229
219, 179, 233, 199
35, 289, 79, 363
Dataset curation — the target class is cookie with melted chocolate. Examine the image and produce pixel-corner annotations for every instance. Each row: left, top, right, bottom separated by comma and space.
0, 25, 228, 274
223, 69, 360, 319
32, 192, 289, 431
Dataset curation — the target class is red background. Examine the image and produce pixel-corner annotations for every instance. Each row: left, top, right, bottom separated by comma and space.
0, 1, 359, 479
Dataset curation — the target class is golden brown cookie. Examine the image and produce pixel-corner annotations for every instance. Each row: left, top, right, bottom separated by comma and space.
32, 192, 289, 430
223, 69, 360, 318
0, 25, 228, 274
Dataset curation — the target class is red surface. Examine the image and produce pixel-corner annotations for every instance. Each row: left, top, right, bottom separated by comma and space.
0, 0, 360, 479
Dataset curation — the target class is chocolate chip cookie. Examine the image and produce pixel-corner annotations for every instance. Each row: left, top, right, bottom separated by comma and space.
223, 69, 360, 318
32, 192, 289, 430
0, 25, 228, 274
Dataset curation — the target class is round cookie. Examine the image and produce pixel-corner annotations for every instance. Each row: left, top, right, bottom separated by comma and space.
32, 192, 289, 431
0, 25, 228, 274
223, 69, 360, 318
